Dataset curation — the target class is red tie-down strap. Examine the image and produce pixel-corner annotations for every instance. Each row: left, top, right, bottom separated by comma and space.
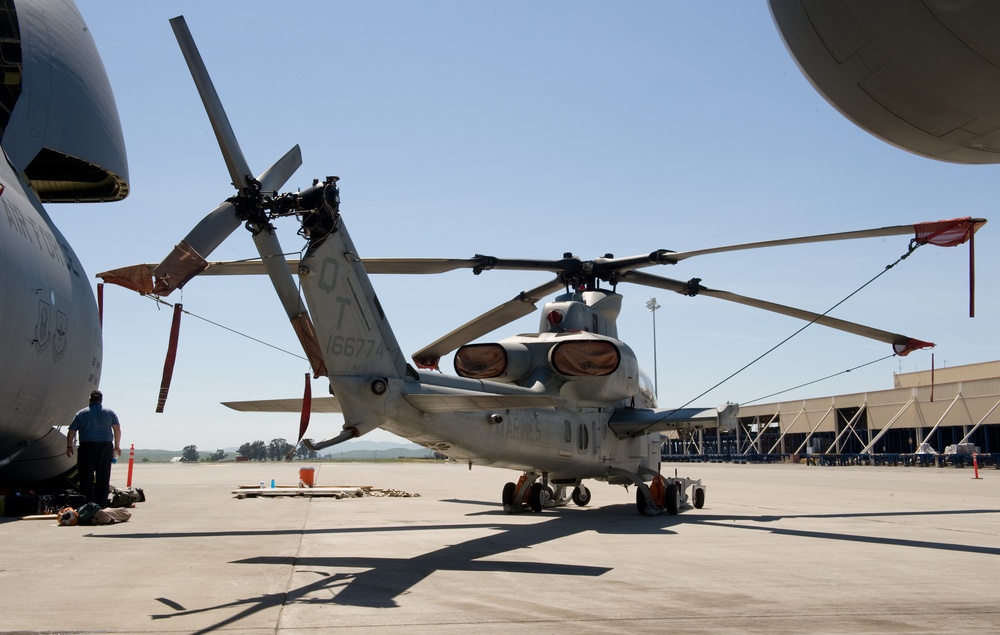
156, 303, 184, 413
914, 217, 986, 318
97, 283, 104, 328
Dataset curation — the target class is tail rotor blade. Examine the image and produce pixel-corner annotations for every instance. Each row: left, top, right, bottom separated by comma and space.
258, 145, 302, 193
169, 15, 252, 189
253, 228, 327, 376
148, 15, 305, 297
149, 145, 302, 296
252, 230, 305, 318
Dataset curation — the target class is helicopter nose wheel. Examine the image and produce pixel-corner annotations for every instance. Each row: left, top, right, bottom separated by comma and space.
529, 482, 553, 512
572, 484, 591, 506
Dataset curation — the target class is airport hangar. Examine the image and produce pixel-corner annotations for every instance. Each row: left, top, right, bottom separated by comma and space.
664, 360, 1000, 463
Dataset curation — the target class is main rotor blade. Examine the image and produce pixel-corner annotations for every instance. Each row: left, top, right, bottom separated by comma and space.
170, 16, 252, 190
412, 276, 566, 369
187, 255, 573, 276
623, 271, 933, 355
361, 258, 495, 275
365, 256, 584, 275
662, 217, 986, 263
171, 146, 301, 262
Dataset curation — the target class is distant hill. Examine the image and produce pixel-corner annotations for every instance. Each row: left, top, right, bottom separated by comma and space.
132, 449, 183, 462
321, 446, 436, 460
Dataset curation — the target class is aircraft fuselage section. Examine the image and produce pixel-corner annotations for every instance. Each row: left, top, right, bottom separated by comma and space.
380, 396, 661, 481
0, 161, 100, 480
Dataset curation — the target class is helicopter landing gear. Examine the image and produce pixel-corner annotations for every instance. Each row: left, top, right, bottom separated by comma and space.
529, 482, 552, 512
644, 475, 703, 516
503, 473, 583, 513
502, 473, 535, 513
614, 467, 705, 516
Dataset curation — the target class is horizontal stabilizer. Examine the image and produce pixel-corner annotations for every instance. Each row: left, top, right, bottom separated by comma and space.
609, 403, 738, 438
222, 396, 342, 413
222, 391, 561, 415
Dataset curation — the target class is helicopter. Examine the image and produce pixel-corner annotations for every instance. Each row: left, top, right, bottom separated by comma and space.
100, 16, 985, 516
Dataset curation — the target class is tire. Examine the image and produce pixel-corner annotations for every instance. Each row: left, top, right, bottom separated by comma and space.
693, 487, 705, 509
529, 482, 550, 513
502, 482, 516, 508
665, 482, 679, 515
635, 487, 647, 515
572, 484, 591, 507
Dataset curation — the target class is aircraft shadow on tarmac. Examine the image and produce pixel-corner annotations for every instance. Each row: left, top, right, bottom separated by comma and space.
89, 500, 1000, 634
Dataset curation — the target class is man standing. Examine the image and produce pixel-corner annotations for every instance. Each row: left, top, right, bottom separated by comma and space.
66, 390, 122, 507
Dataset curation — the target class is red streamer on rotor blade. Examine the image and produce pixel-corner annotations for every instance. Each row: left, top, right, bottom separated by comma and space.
893, 338, 935, 357
914, 217, 976, 247
156, 303, 183, 413
931, 353, 935, 403
969, 228, 976, 318
297, 373, 312, 444
285, 373, 313, 460
913, 217, 982, 318
97, 283, 104, 328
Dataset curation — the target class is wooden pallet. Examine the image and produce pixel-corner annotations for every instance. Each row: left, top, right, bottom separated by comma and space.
233, 485, 366, 499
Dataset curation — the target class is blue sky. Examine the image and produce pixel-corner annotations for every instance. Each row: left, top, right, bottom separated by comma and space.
60, 1, 996, 451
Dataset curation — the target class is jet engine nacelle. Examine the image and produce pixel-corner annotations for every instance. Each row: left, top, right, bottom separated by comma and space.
550, 336, 641, 404
453, 333, 641, 403
454, 342, 535, 382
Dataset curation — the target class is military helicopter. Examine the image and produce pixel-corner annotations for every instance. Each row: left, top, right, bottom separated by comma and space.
101, 16, 985, 516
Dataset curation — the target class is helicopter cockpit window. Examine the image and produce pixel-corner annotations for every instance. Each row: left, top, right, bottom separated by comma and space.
455, 343, 507, 379
551, 340, 620, 377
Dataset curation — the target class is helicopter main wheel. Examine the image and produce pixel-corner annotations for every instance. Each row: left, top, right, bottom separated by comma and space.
665, 482, 679, 515
635, 487, 649, 515
693, 487, 705, 509
502, 482, 516, 509
529, 483, 552, 513
572, 484, 591, 507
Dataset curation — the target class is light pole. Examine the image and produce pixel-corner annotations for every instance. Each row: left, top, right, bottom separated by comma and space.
645, 297, 661, 398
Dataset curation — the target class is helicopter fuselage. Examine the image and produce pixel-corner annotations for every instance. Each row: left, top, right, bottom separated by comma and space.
380, 331, 664, 483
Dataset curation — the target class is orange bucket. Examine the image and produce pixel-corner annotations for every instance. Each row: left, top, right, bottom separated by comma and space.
299, 467, 316, 487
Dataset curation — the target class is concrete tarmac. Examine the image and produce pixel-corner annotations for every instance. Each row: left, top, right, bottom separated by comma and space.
3, 460, 999, 634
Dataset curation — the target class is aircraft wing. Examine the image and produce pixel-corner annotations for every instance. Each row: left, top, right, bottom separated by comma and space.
222, 396, 343, 413
609, 403, 738, 438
